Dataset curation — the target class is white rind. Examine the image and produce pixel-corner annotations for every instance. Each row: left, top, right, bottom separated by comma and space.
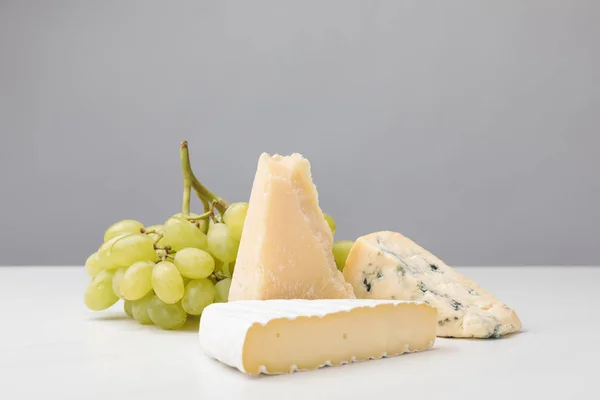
198, 299, 431, 374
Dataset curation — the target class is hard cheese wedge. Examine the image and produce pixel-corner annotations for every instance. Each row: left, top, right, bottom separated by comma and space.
229, 153, 355, 301
343, 231, 522, 338
199, 299, 437, 374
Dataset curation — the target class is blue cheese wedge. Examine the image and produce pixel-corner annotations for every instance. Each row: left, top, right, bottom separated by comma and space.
343, 231, 522, 338
199, 299, 437, 374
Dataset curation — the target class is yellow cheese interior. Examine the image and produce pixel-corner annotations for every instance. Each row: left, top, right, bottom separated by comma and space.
242, 302, 436, 374
230, 153, 355, 301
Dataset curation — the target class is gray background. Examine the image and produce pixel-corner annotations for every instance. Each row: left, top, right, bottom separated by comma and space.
1, 0, 598, 266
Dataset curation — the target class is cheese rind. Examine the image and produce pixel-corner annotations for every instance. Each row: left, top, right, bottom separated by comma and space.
199, 299, 437, 374
229, 153, 355, 301
343, 231, 522, 338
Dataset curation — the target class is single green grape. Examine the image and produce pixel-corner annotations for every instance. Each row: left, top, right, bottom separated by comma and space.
124, 300, 133, 318
95, 233, 127, 269
104, 219, 145, 242
159, 216, 208, 252
182, 279, 216, 315
214, 278, 232, 303
112, 267, 127, 299
84, 270, 119, 311
84, 252, 103, 277
147, 296, 188, 330
332, 240, 354, 271
223, 202, 249, 242
173, 248, 215, 279
171, 213, 208, 234
323, 213, 336, 235
97, 233, 156, 269
152, 261, 184, 304
132, 293, 154, 325
121, 260, 154, 300
207, 223, 239, 263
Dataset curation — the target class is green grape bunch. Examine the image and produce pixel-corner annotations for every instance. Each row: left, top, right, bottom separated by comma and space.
82, 141, 352, 330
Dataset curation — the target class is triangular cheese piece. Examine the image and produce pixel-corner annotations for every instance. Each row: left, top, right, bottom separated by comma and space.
343, 231, 522, 338
229, 153, 356, 301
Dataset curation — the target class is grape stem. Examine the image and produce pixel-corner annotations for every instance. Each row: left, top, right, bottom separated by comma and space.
200, 196, 210, 213
180, 141, 229, 215
183, 210, 212, 221
182, 182, 191, 216
209, 200, 219, 222
151, 233, 163, 245
154, 245, 175, 255
180, 143, 193, 216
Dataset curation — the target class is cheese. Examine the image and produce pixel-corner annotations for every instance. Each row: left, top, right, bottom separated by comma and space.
198, 299, 437, 374
343, 231, 522, 338
229, 153, 355, 301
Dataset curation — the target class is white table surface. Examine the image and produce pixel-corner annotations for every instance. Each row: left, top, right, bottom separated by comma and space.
1, 266, 597, 399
